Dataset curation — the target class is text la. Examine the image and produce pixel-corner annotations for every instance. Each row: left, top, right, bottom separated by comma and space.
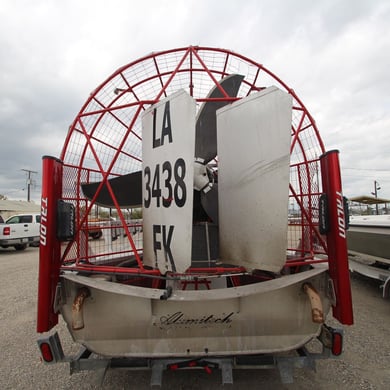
153, 101, 173, 148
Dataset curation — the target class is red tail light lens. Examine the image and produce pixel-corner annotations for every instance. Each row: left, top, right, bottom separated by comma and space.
3, 227, 10, 236
332, 330, 343, 356
39, 342, 54, 363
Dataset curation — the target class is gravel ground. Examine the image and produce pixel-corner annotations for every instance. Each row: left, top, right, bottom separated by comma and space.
0, 246, 389, 389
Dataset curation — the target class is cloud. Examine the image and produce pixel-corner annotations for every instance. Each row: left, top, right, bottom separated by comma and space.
0, 0, 389, 203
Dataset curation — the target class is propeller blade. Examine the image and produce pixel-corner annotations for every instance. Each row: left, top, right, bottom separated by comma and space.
194, 74, 244, 223
195, 74, 244, 163
81, 171, 142, 208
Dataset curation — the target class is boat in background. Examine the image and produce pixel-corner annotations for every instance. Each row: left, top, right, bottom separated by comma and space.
347, 214, 390, 298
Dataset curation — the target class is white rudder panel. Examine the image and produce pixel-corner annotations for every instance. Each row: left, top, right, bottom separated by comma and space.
217, 86, 292, 272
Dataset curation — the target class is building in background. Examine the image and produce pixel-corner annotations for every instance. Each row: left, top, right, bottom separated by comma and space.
0, 200, 40, 220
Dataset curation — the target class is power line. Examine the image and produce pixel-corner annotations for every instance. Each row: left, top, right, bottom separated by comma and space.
344, 167, 390, 173
21, 169, 38, 202
343, 174, 390, 180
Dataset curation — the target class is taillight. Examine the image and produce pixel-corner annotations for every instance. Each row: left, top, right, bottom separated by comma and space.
318, 324, 344, 356
3, 226, 10, 236
37, 332, 64, 364
331, 330, 343, 356
39, 343, 54, 363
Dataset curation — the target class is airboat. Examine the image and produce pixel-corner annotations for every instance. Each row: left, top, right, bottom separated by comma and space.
37, 46, 353, 386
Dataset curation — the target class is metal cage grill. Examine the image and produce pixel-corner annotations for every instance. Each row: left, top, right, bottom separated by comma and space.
58, 46, 326, 268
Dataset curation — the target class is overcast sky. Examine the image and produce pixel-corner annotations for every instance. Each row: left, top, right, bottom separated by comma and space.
1, 0, 389, 204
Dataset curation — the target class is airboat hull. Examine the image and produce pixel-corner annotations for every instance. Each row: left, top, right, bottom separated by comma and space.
60, 267, 331, 357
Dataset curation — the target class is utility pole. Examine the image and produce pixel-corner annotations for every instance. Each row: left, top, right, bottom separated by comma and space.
21, 169, 38, 202
371, 180, 381, 215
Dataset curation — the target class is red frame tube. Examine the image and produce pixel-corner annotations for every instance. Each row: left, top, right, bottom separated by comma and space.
37, 156, 63, 332
320, 150, 353, 325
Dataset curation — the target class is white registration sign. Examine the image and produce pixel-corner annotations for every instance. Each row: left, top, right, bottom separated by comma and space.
142, 90, 195, 273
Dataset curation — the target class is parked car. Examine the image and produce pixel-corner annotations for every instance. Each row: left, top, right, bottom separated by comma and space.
87, 217, 121, 240
0, 213, 41, 250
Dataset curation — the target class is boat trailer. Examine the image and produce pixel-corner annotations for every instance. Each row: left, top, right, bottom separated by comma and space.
38, 325, 343, 387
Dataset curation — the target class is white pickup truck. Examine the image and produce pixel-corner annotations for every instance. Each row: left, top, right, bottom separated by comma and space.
0, 213, 41, 250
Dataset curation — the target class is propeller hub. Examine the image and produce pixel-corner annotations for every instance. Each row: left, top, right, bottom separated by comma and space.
194, 160, 212, 193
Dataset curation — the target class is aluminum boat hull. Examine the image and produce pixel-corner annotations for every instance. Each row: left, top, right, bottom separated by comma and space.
59, 267, 331, 358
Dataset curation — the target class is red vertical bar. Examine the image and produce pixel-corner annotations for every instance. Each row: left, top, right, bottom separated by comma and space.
37, 156, 63, 332
320, 150, 353, 325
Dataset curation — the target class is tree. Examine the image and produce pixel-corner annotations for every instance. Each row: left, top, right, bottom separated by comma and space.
0, 194, 8, 200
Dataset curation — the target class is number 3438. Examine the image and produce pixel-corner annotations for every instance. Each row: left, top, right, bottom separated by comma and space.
144, 158, 187, 208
